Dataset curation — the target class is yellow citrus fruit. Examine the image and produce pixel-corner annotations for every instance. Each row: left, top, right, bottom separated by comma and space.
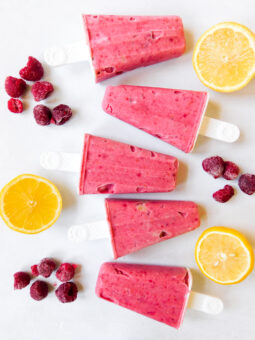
193, 22, 255, 92
195, 227, 254, 284
0, 174, 62, 234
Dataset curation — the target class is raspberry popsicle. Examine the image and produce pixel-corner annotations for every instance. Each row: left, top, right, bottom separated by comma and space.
79, 134, 178, 195
102, 85, 240, 152
83, 15, 185, 82
40, 134, 178, 194
44, 15, 185, 82
68, 199, 200, 258
96, 263, 223, 329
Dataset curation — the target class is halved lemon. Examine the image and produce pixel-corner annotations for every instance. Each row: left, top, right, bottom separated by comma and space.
0, 174, 62, 234
193, 22, 255, 92
195, 227, 254, 284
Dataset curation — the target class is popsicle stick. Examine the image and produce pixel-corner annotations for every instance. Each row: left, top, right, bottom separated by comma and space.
199, 116, 240, 143
188, 291, 223, 315
40, 151, 80, 172
44, 41, 90, 66
68, 221, 109, 242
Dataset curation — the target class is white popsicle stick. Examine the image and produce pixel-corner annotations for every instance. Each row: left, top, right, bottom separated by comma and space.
44, 41, 90, 66
40, 151, 80, 172
188, 291, 224, 315
68, 221, 109, 242
199, 116, 240, 143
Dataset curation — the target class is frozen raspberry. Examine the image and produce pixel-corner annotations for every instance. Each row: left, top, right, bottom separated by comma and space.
52, 104, 72, 125
7, 98, 23, 113
31, 265, 39, 277
238, 174, 255, 195
38, 258, 56, 278
19, 56, 44, 81
5, 76, 26, 97
202, 156, 225, 179
55, 282, 78, 303
30, 280, 48, 301
223, 161, 240, 180
56, 263, 76, 282
14, 272, 30, 290
213, 185, 234, 203
31, 81, 54, 101
33, 105, 52, 126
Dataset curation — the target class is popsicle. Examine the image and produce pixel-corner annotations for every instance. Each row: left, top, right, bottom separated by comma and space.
44, 15, 186, 82
96, 262, 223, 329
79, 134, 178, 194
102, 85, 240, 153
68, 199, 200, 258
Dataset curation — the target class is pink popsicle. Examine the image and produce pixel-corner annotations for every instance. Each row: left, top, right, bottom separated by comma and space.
102, 85, 208, 153
96, 262, 191, 329
82, 15, 185, 82
79, 134, 178, 195
105, 199, 200, 258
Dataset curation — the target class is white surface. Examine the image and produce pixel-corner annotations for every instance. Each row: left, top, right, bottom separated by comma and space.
0, 0, 255, 339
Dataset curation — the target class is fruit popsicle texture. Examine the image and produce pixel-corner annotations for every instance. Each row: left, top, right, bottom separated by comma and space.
83, 15, 185, 82
96, 262, 191, 329
105, 199, 200, 258
79, 134, 178, 195
103, 85, 208, 153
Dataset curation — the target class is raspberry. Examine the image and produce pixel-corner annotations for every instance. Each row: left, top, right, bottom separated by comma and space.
19, 56, 44, 81
14, 272, 31, 290
223, 161, 240, 180
31, 265, 39, 277
238, 174, 255, 195
213, 185, 234, 203
52, 104, 72, 125
30, 280, 48, 301
56, 263, 75, 282
31, 81, 54, 101
55, 282, 78, 303
33, 105, 52, 126
38, 258, 56, 278
5, 76, 26, 97
7, 98, 23, 113
202, 156, 225, 179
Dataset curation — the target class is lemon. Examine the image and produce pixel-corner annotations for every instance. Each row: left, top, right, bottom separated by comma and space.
195, 227, 254, 284
0, 174, 62, 234
193, 22, 255, 92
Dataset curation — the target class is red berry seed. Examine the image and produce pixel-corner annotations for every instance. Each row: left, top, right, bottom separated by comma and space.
56, 263, 75, 282
31, 265, 39, 277
14, 272, 31, 290
38, 258, 56, 278
5, 76, 27, 97
202, 156, 225, 179
7, 98, 23, 113
30, 280, 48, 301
31, 81, 54, 102
52, 104, 72, 125
223, 161, 240, 180
55, 282, 78, 303
33, 105, 52, 126
19, 56, 44, 81
238, 174, 255, 195
213, 185, 234, 203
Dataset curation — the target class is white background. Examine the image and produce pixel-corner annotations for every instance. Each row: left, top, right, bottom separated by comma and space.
0, 0, 255, 339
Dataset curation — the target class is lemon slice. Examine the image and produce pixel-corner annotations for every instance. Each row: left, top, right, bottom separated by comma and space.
0, 174, 62, 234
193, 22, 255, 92
195, 227, 254, 284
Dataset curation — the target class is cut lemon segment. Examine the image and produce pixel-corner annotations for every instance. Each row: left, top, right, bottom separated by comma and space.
193, 22, 255, 92
195, 227, 254, 284
0, 174, 62, 234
